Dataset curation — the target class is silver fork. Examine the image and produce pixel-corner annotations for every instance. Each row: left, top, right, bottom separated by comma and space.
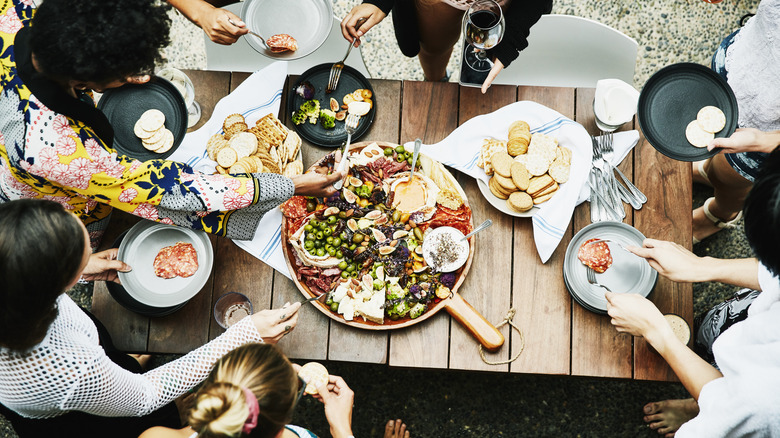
603, 132, 647, 207
590, 136, 624, 221
586, 266, 612, 293
326, 18, 366, 93
333, 113, 361, 190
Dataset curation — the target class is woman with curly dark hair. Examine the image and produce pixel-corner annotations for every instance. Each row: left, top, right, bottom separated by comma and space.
0, 0, 341, 249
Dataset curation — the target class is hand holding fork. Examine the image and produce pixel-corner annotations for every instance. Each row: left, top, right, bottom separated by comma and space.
332, 113, 361, 190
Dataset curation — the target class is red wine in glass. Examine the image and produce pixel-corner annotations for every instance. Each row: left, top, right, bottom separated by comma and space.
462, 0, 505, 72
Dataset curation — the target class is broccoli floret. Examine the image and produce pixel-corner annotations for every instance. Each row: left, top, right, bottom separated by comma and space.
386, 283, 406, 300
408, 302, 427, 319
354, 184, 372, 199
386, 300, 410, 317
291, 109, 307, 125
320, 109, 336, 129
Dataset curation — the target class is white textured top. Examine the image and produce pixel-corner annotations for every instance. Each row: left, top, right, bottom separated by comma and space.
725, 0, 780, 132
677, 263, 780, 437
0, 294, 262, 419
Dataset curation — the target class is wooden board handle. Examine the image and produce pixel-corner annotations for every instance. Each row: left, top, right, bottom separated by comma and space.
444, 294, 505, 352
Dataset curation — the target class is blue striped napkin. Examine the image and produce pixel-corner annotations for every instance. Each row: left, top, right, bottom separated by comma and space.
412, 101, 594, 263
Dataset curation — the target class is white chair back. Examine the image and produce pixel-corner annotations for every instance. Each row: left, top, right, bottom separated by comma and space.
204, 3, 369, 76
490, 14, 638, 88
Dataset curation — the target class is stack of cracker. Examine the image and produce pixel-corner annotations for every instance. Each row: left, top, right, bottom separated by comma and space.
478, 119, 573, 213
207, 113, 304, 177
134, 109, 174, 154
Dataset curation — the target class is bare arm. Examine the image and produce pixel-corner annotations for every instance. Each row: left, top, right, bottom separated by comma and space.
167, 0, 247, 44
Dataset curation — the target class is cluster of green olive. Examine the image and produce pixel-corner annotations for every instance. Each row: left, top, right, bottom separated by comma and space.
303, 216, 352, 258
384, 145, 422, 166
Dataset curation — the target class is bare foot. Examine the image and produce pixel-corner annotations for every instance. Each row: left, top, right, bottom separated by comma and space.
643, 398, 699, 437
129, 354, 151, 370
385, 419, 410, 438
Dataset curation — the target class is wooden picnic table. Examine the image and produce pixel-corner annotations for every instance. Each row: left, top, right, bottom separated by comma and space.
92, 69, 693, 382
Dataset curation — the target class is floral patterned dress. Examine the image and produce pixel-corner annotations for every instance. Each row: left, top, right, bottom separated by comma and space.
0, 0, 294, 247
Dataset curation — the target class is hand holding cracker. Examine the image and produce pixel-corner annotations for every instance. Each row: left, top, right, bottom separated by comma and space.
316, 374, 355, 438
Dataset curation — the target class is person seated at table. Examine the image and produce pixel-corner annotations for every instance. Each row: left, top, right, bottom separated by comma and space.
0, 0, 341, 249
606, 147, 780, 437
691, 0, 780, 243
339, 0, 552, 93
139, 343, 353, 438
0, 199, 302, 438
167, 0, 249, 45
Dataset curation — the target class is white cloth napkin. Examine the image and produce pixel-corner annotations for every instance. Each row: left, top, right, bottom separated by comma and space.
576, 130, 640, 204
410, 101, 592, 263
168, 62, 294, 279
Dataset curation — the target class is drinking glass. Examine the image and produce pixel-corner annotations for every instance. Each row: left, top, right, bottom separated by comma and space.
157, 67, 202, 128
214, 292, 254, 329
462, 0, 505, 72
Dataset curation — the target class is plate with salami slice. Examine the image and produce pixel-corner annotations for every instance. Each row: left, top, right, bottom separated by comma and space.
563, 222, 657, 314
116, 220, 214, 309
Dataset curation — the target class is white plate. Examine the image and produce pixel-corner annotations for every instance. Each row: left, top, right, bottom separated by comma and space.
117, 221, 213, 307
241, 0, 333, 60
476, 179, 539, 217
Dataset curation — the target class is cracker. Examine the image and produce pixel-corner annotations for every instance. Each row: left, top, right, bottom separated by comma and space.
229, 163, 248, 174
527, 133, 558, 164
510, 162, 530, 191
548, 160, 571, 184
141, 127, 166, 148
299, 362, 329, 395
696, 106, 726, 133
488, 177, 510, 199
283, 160, 304, 177
153, 130, 175, 154
479, 138, 507, 175
514, 154, 549, 176
229, 132, 259, 159
283, 130, 302, 161
507, 191, 533, 213
508, 120, 530, 133
222, 113, 245, 131
216, 146, 238, 168
533, 192, 555, 204
490, 151, 513, 178
507, 137, 529, 156
527, 174, 554, 197
139, 109, 165, 132
685, 120, 714, 148
533, 180, 559, 198
254, 113, 289, 147
134, 119, 156, 139
260, 156, 281, 174
555, 146, 573, 164
436, 189, 463, 210
224, 122, 248, 140
494, 173, 517, 191
207, 137, 229, 161
216, 165, 228, 174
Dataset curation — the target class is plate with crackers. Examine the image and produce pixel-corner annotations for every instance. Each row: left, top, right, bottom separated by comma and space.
207, 112, 304, 177
638, 62, 738, 162
98, 77, 187, 161
476, 121, 574, 217
287, 63, 376, 148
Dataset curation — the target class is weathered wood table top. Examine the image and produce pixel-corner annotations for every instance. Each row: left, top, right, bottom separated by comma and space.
92, 70, 692, 381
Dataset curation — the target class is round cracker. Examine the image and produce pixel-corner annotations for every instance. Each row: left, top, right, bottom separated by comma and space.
299, 362, 329, 395
216, 146, 238, 168
548, 160, 571, 184
685, 120, 715, 148
494, 173, 517, 191
515, 154, 549, 176
510, 162, 530, 191
696, 106, 726, 133
490, 151, 513, 178
508, 120, 530, 133
134, 119, 157, 139
507, 191, 533, 212
229, 132, 259, 159
139, 109, 165, 132
153, 130, 175, 154
488, 177, 511, 199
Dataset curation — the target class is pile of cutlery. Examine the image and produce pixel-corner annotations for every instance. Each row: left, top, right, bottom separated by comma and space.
588, 132, 647, 222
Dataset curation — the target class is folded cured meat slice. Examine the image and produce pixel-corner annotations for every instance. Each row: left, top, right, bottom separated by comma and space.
577, 238, 612, 273
154, 242, 199, 279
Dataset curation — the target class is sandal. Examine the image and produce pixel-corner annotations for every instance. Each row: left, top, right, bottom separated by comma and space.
693, 159, 712, 186
693, 197, 743, 244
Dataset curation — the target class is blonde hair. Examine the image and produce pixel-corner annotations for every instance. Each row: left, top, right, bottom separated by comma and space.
188, 343, 298, 438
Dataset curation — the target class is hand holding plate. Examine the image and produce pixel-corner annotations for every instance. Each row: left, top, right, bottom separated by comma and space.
81, 248, 132, 283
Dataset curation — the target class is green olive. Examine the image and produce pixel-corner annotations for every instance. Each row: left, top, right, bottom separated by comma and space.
407, 156, 413, 165
306, 201, 316, 212
323, 228, 332, 237
349, 243, 357, 250
305, 232, 315, 241
335, 250, 344, 259
340, 231, 348, 240
304, 241, 314, 250
316, 231, 324, 240
340, 271, 349, 279
346, 264, 355, 272
304, 224, 313, 232
327, 215, 338, 224
384, 147, 394, 156
326, 236, 334, 244
338, 211, 348, 219
316, 248, 326, 257
413, 227, 423, 241
395, 145, 406, 153
327, 248, 336, 257
396, 155, 405, 163
352, 233, 364, 243
310, 219, 320, 227
333, 237, 342, 247
392, 210, 401, 223
338, 261, 348, 270
330, 302, 339, 312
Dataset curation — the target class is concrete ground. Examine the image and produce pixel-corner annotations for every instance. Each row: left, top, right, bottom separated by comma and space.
1, 0, 761, 436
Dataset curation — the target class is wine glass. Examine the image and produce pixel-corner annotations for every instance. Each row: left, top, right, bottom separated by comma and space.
157, 67, 202, 128
462, 0, 505, 72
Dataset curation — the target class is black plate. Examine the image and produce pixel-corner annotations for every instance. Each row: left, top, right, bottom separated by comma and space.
638, 63, 738, 162
105, 231, 187, 317
98, 77, 187, 161
287, 63, 376, 148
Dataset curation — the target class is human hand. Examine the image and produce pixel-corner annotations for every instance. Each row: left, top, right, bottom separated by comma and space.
200, 8, 248, 45
316, 374, 354, 438
481, 58, 505, 94
81, 248, 131, 283
291, 170, 344, 197
249, 302, 301, 343
708, 127, 780, 154
341, 4, 386, 47
605, 292, 672, 349
626, 239, 710, 283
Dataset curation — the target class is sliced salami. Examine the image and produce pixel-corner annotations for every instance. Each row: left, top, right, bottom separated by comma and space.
577, 238, 613, 273
153, 242, 199, 279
